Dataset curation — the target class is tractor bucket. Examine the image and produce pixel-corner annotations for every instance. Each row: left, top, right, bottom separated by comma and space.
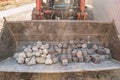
0, 20, 120, 73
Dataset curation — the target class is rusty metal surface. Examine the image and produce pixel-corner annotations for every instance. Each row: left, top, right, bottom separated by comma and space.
0, 20, 120, 72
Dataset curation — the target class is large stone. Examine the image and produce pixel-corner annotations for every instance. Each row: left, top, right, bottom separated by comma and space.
37, 41, 42, 47
62, 49, 67, 54
19, 52, 26, 58
72, 57, 79, 63
82, 43, 87, 49
27, 56, 36, 66
35, 51, 41, 57
41, 44, 49, 49
104, 48, 111, 55
27, 45, 32, 49
92, 44, 99, 50
61, 58, 68, 66
91, 54, 102, 63
87, 49, 95, 55
69, 40, 74, 45
63, 43, 68, 49
45, 58, 53, 65
36, 57, 46, 64
76, 44, 82, 48
18, 58, 24, 64
74, 39, 80, 44
57, 43, 63, 48
32, 46, 39, 52
52, 57, 59, 63
46, 54, 51, 59
76, 51, 83, 58
26, 52, 33, 58
43, 49, 49, 55
44, 44, 50, 49
67, 54, 72, 63
81, 50, 88, 57
84, 56, 91, 63
67, 47, 73, 54
78, 56, 84, 62
24, 48, 32, 53
25, 58, 31, 64
71, 49, 78, 57
60, 54, 67, 61
41, 54, 47, 58
13, 53, 19, 59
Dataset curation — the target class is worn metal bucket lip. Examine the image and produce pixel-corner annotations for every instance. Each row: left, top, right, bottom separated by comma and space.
0, 58, 120, 73
7, 20, 112, 24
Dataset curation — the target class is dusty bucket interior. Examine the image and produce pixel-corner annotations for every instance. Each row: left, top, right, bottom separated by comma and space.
0, 20, 120, 73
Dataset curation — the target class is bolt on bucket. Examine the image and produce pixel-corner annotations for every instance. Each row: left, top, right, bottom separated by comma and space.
0, 19, 120, 73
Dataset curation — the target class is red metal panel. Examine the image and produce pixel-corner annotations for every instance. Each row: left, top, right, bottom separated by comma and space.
80, 0, 85, 12
36, 0, 42, 11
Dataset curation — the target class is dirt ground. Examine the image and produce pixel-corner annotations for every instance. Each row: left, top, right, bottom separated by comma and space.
0, 0, 34, 11
0, 0, 120, 80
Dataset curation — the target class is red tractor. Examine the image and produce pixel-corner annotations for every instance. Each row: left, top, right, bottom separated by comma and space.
32, 0, 93, 20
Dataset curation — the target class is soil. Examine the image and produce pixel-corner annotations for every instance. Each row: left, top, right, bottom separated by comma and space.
0, 0, 34, 11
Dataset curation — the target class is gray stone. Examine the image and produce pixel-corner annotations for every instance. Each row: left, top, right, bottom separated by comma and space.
82, 43, 87, 49
27, 56, 36, 66
27, 45, 32, 49
25, 58, 31, 64
77, 44, 82, 48
61, 59, 68, 66
92, 44, 98, 50
24, 48, 32, 53
18, 58, 25, 64
67, 47, 72, 54
32, 46, 38, 51
13, 53, 19, 59
63, 43, 68, 49
19, 52, 26, 58
104, 48, 111, 55
82, 50, 88, 57
67, 54, 72, 63
71, 49, 78, 57
46, 54, 51, 59
41, 54, 47, 58
87, 49, 95, 55
69, 40, 74, 45
43, 49, 49, 55
45, 58, 53, 65
36, 57, 46, 64
57, 43, 63, 48
35, 51, 41, 57
74, 39, 80, 44
37, 41, 42, 47
84, 56, 91, 63
26, 52, 33, 58
91, 54, 102, 63
62, 49, 67, 54
44, 44, 50, 49
72, 57, 79, 63
60, 54, 67, 61
52, 57, 59, 63
76, 51, 83, 58
78, 56, 84, 62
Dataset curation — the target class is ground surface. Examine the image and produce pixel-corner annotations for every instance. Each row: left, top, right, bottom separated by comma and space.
0, 1, 120, 80
0, 0, 34, 11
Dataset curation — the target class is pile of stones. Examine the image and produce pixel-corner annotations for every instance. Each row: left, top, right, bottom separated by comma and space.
13, 41, 56, 66
13, 39, 111, 66
54, 39, 111, 66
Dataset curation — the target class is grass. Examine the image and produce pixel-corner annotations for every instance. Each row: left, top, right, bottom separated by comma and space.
0, 0, 35, 11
